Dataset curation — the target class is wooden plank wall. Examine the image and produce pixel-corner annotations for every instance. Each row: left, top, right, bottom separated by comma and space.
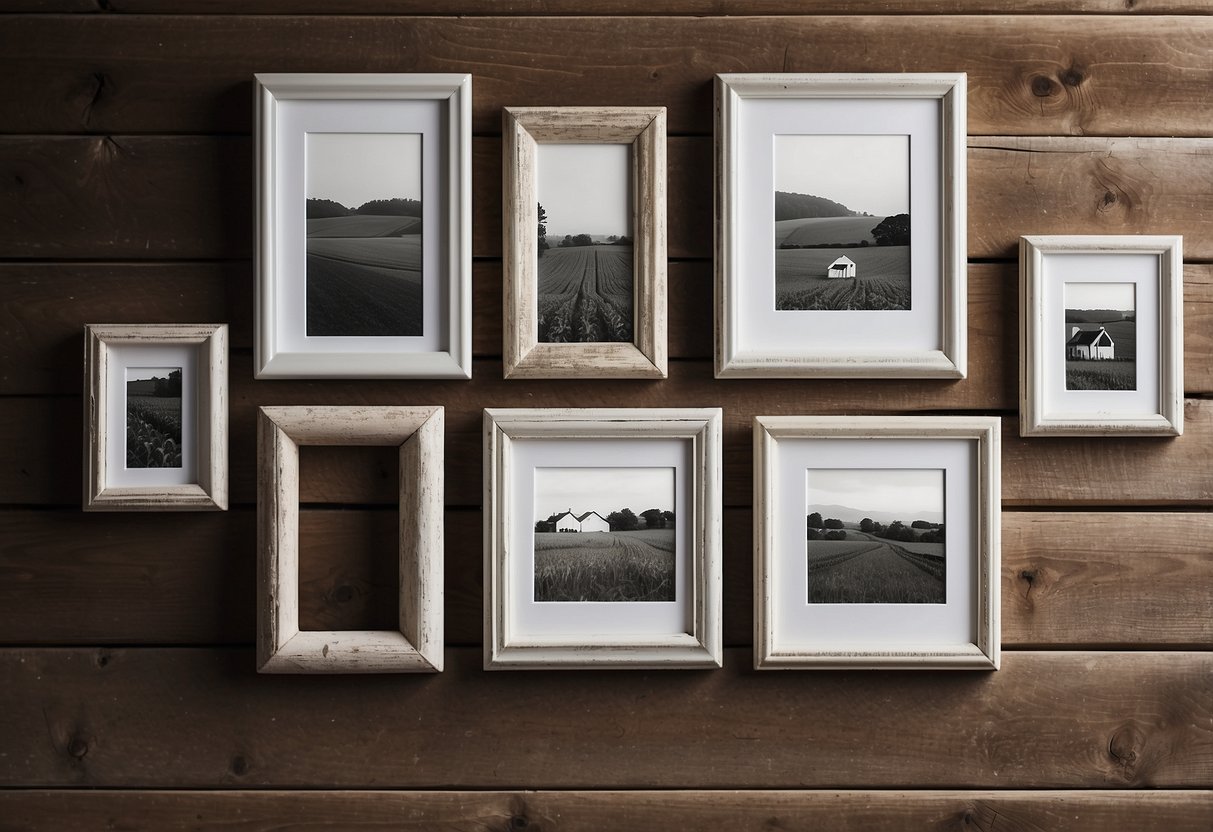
1, 3, 1210, 828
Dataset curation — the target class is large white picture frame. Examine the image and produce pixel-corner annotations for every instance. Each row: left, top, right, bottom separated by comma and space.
255, 73, 472, 379
716, 73, 967, 378
84, 323, 228, 512
484, 408, 722, 669
754, 416, 1000, 670
1020, 235, 1183, 436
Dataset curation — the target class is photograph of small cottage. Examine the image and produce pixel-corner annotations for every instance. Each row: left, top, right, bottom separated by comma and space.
1064, 282, 1137, 391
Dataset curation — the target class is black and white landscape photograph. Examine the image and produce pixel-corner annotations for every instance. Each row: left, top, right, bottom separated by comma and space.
125, 367, 182, 469
1064, 282, 1137, 391
533, 466, 675, 602
774, 134, 911, 311
805, 468, 945, 604
305, 132, 423, 337
536, 143, 634, 343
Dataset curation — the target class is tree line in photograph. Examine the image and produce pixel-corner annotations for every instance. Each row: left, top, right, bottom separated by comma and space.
307, 196, 423, 221
806, 512, 945, 544
535, 507, 675, 533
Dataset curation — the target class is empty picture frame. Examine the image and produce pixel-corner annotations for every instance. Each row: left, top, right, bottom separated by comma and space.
754, 416, 1000, 669
255, 73, 472, 378
716, 73, 967, 378
503, 106, 667, 378
257, 405, 444, 673
484, 408, 722, 669
84, 323, 228, 511
1020, 235, 1183, 436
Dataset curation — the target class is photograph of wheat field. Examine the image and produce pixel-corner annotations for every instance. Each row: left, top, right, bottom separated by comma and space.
126, 367, 182, 469
775, 135, 911, 311
305, 132, 424, 337
533, 467, 675, 602
536, 143, 634, 343
805, 468, 946, 604
1064, 282, 1137, 391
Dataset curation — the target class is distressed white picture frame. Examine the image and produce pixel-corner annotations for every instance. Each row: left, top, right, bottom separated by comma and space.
754, 416, 1000, 670
484, 408, 722, 669
257, 405, 444, 673
1020, 235, 1183, 436
255, 73, 472, 379
83, 324, 228, 512
716, 73, 967, 378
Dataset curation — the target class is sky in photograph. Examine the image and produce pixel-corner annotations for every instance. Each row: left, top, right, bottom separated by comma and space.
306, 132, 421, 209
775, 134, 909, 216
126, 367, 179, 382
1065, 281, 1136, 312
806, 468, 943, 518
538, 143, 632, 238
534, 467, 674, 521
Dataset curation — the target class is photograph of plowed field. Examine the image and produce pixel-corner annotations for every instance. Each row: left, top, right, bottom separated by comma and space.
534, 529, 675, 602
775, 215, 884, 248
807, 530, 945, 604
306, 216, 423, 337
776, 246, 911, 311
537, 245, 633, 342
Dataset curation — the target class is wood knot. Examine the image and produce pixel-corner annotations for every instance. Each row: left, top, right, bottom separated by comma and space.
230, 754, 250, 776
1030, 76, 1058, 97
1100, 190, 1118, 208
1107, 724, 1145, 778
67, 736, 89, 760
1059, 66, 1086, 87
333, 584, 355, 604
94, 650, 111, 669
509, 816, 530, 830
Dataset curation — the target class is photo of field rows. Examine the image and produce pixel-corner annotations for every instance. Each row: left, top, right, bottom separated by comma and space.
125, 369, 182, 469
776, 243, 911, 311
534, 529, 674, 602
537, 245, 633, 343
807, 528, 945, 604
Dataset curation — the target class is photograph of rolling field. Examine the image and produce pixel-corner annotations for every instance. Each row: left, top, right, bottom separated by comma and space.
774, 134, 911, 311
536, 143, 634, 343
1064, 282, 1137, 391
533, 467, 676, 602
305, 132, 423, 337
805, 468, 945, 604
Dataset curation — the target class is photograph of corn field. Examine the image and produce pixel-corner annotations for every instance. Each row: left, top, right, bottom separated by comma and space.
126, 367, 182, 469
533, 467, 675, 602
305, 132, 423, 337
775, 135, 911, 311
805, 468, 946, 604
536, 143, 634, 343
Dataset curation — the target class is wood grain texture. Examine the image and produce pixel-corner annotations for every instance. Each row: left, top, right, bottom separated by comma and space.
1, 648, 1209, 788
1, 17, 1211, 136
2, 508, 1208, 649
1, 790, 1211, 831
4, 137, 1213, 261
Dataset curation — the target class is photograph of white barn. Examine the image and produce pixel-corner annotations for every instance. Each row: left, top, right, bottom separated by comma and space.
552, 509, 611, 533
1066, 326, 1115, 360
826, 255, 856, 279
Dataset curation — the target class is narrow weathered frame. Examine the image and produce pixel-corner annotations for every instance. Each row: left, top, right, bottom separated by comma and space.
754, 415, 1000, 670
1020, 235, 1183, 436
83, 323, 228, 512
503, 107, 667, 379
715, 73, 967, 378
255, 73, 472, 379
484, 408, 722, 669
257, 406, 444, 673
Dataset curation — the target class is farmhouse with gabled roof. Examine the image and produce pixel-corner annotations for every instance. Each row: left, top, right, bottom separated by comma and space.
827, 255, 856, 279
551, 509, 610, 533
1066, 326, 1115, 360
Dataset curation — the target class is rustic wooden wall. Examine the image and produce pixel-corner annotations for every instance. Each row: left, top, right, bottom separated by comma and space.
1, 3, 1211, 829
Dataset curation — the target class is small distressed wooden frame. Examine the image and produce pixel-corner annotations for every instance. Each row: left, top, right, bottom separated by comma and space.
257, 406, 444, 673
484, 408, 722, 669
255, 73, 472, 379
84, 323, 228, 512
1020, 235, 1183, 436
754, 416, 1000, 670
502, 106, 667, 378
716, 73, 967, 378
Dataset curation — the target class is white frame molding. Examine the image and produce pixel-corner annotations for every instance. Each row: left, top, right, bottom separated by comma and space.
83, 323, 228, 512
257, 405, 444, 673
484, 408, 722, 669
502, 106, 667, 379
753, 415, 1000, 670
1020, 235, 1184, 436
715, 73, 967, 378
255, 73, 472, 379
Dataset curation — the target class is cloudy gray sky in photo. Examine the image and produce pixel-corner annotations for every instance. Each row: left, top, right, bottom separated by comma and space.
534, 467, 674, 521
126, 367, 179, 382
775, 134, 910, 217
306, 132, 422, 209
806, 468, 943, 518
538, 143, 632, 238
1065, 282, 1136, 312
